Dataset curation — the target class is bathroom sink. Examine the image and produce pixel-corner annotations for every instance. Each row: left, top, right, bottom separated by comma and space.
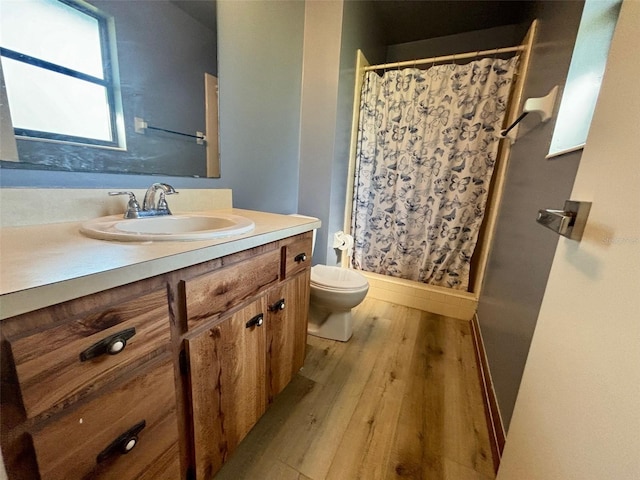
80, 213, 255, 242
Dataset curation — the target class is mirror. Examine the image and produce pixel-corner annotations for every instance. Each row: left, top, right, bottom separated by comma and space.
0, 0, 219, 177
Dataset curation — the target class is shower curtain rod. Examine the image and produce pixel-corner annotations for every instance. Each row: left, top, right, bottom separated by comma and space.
363, 45, 526, 72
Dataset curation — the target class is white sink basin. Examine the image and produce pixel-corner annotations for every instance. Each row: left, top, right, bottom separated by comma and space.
80, 213, 255, 242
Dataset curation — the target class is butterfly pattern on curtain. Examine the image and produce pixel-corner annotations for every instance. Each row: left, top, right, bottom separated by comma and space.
351, 56, 519, 290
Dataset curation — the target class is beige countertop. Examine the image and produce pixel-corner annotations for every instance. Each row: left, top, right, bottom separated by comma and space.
0, 208, 320, 320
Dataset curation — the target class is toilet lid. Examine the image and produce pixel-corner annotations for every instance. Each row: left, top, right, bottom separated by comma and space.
310, 265, 369, 290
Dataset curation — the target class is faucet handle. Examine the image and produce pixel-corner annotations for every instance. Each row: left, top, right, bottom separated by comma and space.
109, 191, 141, 219
157, 192, 172, 214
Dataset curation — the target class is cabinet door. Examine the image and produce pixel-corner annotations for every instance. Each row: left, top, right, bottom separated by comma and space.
187, 298, 267, 479
266, 270, 310, 402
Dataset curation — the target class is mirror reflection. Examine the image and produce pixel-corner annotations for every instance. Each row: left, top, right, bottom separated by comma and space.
0, 0, 219, 177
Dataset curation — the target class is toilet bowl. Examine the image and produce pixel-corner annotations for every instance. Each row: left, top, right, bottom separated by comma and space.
308, 264, 369, 342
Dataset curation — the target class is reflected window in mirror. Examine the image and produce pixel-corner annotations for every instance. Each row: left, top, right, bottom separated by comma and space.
0, 0, 125, 149
0, 0, 218, 177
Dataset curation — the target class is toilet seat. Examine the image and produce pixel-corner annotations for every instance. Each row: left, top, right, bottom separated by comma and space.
310, 265, 368, 291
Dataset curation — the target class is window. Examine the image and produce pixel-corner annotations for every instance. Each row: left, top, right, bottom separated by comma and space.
547, 0, 622, 158
0, 0, 124, 148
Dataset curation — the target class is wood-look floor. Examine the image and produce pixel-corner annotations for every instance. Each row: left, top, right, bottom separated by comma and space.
214, 298, 494, 480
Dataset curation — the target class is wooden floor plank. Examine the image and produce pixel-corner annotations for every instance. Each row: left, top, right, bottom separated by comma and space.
213, 374, 317, 480
441, 319, 494, 478
214, 297, 494, 480
325, 305, 421, 480
262, 460, 313, 480
288, 301, 397, 478
388, 310, 454, 479
299, 332, 348, 386
387, 313, 493, 479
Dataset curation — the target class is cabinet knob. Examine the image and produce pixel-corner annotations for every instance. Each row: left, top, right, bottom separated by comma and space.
97, 420, 146, 463
80, 327, 136, 362
122, 437, 137, 453
294, 253, 307, 263
109, 339, 126, 354
245, 313, 264, 328
269, 299, 286, 312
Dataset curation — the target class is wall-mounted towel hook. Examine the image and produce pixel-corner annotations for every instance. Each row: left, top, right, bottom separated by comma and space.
501, 86, 559, 141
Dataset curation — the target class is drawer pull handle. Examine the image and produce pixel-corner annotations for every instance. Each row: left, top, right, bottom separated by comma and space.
269, 299, 286, 312
80, 327, 136, 362
294, 252, 307, 263
245, 313, 264, 328
97, 420, 146, 463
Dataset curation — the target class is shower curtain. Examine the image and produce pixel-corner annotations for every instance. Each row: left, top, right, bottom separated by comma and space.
351, 56, 519, 290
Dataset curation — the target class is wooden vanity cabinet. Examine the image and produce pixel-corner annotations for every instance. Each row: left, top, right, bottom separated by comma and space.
0, 281, 181, 480
0, 231, 313, 480
184, 234, 312, 479
266, 270, 311, 402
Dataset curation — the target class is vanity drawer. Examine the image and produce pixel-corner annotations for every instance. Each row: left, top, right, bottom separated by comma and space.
282, 234, 313, 279
30, 356, 179, 480
184, 248, 280, 329
7, 289, 171, 419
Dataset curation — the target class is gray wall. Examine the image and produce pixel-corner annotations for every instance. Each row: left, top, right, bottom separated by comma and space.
477, 0, 585, 430
298, 0, 385, 265
298, 0, 344, 265
385, 24, 530, 62
216, 0, 304, 213
325, 0, 386, 265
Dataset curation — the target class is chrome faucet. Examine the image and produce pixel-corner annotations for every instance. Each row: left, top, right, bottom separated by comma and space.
109, 183, 178, 218
142, 182, 178, 215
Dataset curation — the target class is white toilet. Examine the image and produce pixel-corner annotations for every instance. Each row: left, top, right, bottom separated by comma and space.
289, 214, 369, 342
308, 265, 369, 342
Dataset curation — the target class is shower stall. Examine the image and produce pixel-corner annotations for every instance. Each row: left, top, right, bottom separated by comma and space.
343, 22, 537, 320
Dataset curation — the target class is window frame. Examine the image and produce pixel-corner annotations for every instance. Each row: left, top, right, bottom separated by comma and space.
0, 0, 126, 150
